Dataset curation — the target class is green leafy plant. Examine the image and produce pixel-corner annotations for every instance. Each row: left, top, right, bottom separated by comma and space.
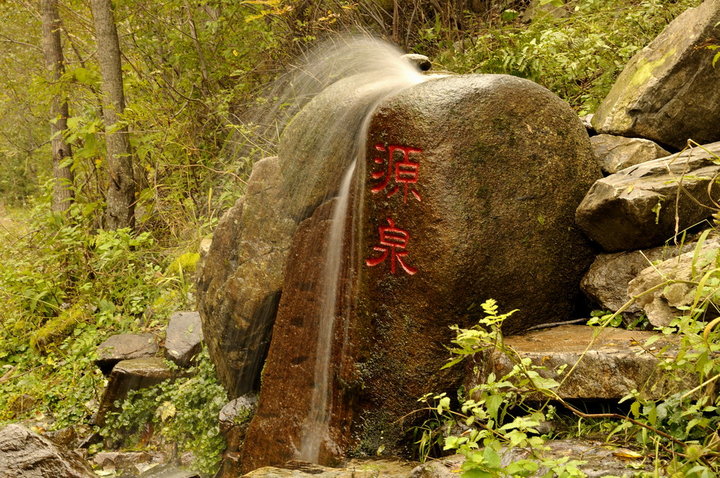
100, 348, 228, 475
416, 300, 586, 478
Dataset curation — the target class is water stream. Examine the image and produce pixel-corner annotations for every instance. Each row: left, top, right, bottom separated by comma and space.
286, 40, 427, 461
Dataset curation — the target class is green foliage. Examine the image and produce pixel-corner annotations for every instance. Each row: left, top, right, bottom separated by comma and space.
431, 0, 701, 114
419, 295, 720, 477
0, 201, 194, 428
417, 300, 584, 478
100, 348, 228, 475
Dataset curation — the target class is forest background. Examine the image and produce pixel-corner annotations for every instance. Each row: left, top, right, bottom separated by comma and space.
0, 0, 706, 474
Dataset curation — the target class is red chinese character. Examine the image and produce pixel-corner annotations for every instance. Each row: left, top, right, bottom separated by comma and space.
365, 218, 417, 275
371, 144, 422, 203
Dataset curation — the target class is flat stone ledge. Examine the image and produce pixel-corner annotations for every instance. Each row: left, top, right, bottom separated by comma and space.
96, 333, 158, 375
471, 325, 691, 400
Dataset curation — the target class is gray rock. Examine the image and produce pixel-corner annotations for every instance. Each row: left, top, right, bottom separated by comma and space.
469, 325, 689, 400
164, 311, 203, 367
576, 142, 720, 251
0, 424, 95, 478
581, 114, 595, 135
628, 234, 720, 326
197, 157, 291, 397
592, 0, 720, 149
219, 394, 257, 431
590, 134, 670, 174
96, 333, 158, 375
92, 450, 164, 473
581, 239, 698, 314
218, 395, 258, 478
95, 357, 174, 426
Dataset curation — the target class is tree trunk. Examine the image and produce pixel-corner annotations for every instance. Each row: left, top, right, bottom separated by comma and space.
41, 0, 74, 213
90, 0, 135, 230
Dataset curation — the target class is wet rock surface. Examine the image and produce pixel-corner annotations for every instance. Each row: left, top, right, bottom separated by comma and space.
353, 73, 599, 453
243, 73, 600, 470
576, 142, 720, 251
197, 156, 292, 397
219, 395, 258, 478
592, 0, 720, 149
241, 200, 343, 471
0, 423, 95, 478
96, 333, 158, 375
471, 325, 688, 400
590, 134, 669, 174
95, 357, 174, 426
628, 234, 720, 327
164, 311, 203, 366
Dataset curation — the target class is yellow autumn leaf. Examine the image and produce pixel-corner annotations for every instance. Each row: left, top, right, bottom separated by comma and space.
613, 449, 643, 460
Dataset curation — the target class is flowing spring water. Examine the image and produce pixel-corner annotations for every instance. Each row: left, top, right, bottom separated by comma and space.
233, 35, 428, 462
278, 38, 428, 462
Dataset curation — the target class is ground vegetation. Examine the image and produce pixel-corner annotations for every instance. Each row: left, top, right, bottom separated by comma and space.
0, 0, 708, 475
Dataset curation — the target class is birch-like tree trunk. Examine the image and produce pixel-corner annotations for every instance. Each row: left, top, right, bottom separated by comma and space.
41, 0, 74, 212
90, 0, 135, 229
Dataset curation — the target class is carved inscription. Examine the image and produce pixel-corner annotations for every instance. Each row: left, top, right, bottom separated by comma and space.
366, 143, 422, 275
365, 218, 417, 275
370, 144, 422, 203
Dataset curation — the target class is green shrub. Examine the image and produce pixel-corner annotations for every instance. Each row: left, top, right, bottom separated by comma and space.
100, 348, 228, 475
433, 0, 701, 114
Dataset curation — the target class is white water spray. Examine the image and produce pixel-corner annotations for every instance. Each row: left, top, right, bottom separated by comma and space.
291, 38, 428, 462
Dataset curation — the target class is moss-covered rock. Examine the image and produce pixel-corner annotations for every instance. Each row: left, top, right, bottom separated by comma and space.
592, 0, 720, 149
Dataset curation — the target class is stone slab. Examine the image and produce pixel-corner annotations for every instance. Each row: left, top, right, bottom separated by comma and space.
96, 333, 158, 375
471, 325, 688, 400
94, 357, 174, 426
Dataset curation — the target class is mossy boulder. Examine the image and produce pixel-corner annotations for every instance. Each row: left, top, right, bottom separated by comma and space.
352, 74, 599, 452
592, 0, 720, 149
241, 73, 599, 470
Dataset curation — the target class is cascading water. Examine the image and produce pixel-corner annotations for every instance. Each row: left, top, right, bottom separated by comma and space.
293, 46, 427, 461
229, 36, 431, 469
248, 36, 427, 462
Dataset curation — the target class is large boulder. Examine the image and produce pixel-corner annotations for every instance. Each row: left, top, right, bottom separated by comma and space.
351, 73, 599, 453
0, 424, 95, 478
576, 142, 720, 251
242, 73, 600, 470
591, 0, 720, 149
